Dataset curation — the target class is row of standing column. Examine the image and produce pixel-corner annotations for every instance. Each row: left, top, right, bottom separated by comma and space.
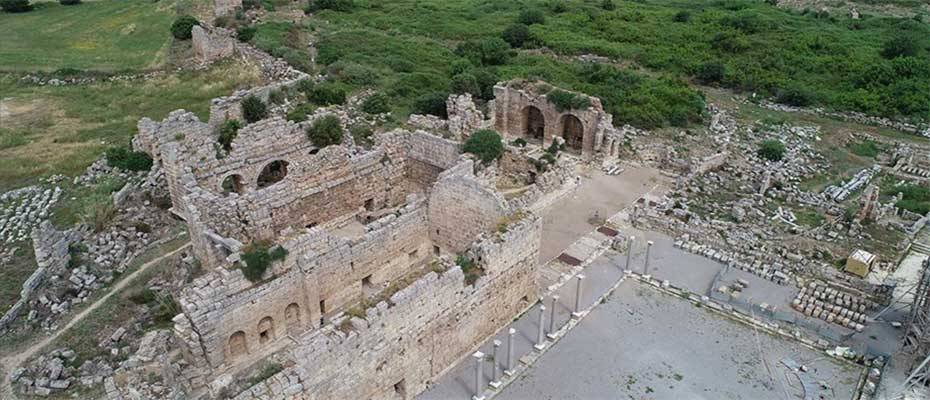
472, 235, 654, 400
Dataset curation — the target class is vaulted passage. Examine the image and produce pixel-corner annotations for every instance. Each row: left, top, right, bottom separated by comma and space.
561, 114, 584, 152
221, 174, 245, 195
524, 106, 545, 141
257, 160, 289, 189
228, 331, 248, 360
258, 316, 275, 345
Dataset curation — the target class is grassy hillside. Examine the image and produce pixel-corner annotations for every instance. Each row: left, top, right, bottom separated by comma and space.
0, 0, 176, 71
304, 0, 929, 121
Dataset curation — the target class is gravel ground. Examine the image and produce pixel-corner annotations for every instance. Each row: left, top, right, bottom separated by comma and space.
499, 282, 862, 400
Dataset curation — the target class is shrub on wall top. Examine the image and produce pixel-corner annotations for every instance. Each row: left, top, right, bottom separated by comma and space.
241, 95, 268, 123
306, 115, 344, 148
240, 243, 288, 282
171, 15, 200, 40
0, 0, 32, 12
463, 129, 504, 164
218, 120, 241, 152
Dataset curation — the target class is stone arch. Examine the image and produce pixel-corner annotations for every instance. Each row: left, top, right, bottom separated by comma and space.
258, 316, 275, 345
285, 303, 301, 335
257, 160, 288, 189
221, 174, 245, 195
522, 106, 545, 142
228, 330, 248, 360
561, 114, 584, 152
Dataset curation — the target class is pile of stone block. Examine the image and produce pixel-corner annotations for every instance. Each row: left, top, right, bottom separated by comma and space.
791, 282, 871, 331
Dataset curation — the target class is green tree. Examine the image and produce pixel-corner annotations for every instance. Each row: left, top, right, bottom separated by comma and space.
171, 15, 200, 40
881, 35, 922, 59
306, 115, 344, 148
456, 38, 511, 66
413, 92, 449, 118
451, 73, 480, 97
463, 130, 504, 164
696, 63, 725, 85
601, 0, 615, 11
307, 0, 353, 12
757, 139, 786, 162
105, 146, 153, 171
218, 120, 241, 151
241, 95, 268, 123
502, 23, 531, 48
0, 0, 31, 12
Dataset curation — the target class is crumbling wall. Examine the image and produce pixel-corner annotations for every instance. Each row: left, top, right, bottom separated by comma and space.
428, 160, 509, 254
446, 94, 485, 138
176, 199, 433, 369
234, 214, 541, 400
213, 0, 242, 18
191, 26, 235, 63
492, 80, 616, 158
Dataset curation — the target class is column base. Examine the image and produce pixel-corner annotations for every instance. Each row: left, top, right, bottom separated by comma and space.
533, 342, 547, 351
472, 396, 486, 400
546, 332, 558, 340
490, 380, 502, 389
571, 311, 583, 318
504, 369, 515, 377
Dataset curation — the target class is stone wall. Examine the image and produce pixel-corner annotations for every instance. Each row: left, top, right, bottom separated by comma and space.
213, 0, 242, 18
176, 198, 433, 369
428, 160, 510, 254
230, 214, 541, 400
191, 26, 235, 63
492, 80, 623, 159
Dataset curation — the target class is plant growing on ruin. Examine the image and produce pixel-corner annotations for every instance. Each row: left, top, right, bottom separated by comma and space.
456, 255, 484, 286
236, 25, 256, 42
306, 115, 344, 148
463, 130, 504, 165
511, 138, 527, 147
450, 73, 480, 98
170, 15, 200, 40
240, 243, 288, 282
412, 92, 448, 118
218, 119, 241, 152
350, 125, 374, 149
286, 103, 316, 122
0, 0, 31, 12
501, 24, 531, 48
547, 90, 590, 112
241, 95, 268, 123
307, 83, 346, 106
105, 146, 153, 171
361, 93, 390, 114
757, 139, 786, 162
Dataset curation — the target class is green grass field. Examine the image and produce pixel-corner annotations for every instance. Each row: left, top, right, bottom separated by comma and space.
0, 61, 262, 191
0, 0, 178, 72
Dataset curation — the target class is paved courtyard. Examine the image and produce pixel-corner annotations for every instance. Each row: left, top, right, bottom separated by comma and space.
498, 282, 863, 400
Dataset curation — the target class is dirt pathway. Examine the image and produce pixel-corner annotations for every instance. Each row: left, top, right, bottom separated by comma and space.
0, 242, 190, 399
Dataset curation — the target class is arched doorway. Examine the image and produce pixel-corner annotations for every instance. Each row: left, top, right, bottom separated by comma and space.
257, 160, 288, 189
228, 331, 248, 360
285, 303, 301, 336
221, 174, 245, 195
523, 106, 545, 142
561, 114, 584, 152
257, 317, 275, 345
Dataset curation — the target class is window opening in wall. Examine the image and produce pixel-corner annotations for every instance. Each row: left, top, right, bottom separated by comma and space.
364, 198, 374, 211
319, 300, 326, 325
306, 222, 318, 229
257, 317, 275, 345
433, 245, 440, 256
408, 249, 418, 259
221, 174, 245, 195
257, 160, 289, 189
362, 274, 373, 290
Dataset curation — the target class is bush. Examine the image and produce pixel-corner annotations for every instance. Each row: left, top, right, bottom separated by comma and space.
286, 103, 316, 122
330, 62, 379, 85
350, 125, 374, 148
307, 83, 346, 105
774, 86, 814, 107
267, 89, 285, 105
105, 146, 153, 171
547, 90, 591, 112
240, 243, 288, 282
306, 115, 344, 148
307, 0, 353, 12
472, 68, 500, 100
171, 15, 200, 40
502, 23, 531, 48
511, 138, 527, 147
672, 11, 691, 22
455, 38, 511, 66
451, 73, 480, 97
463, 129, 504, 164
361, 93, 390, 114
696, 63, 725, 85
241, 95, 268, 123
412, 92, 449, 118
0, 0, 30, 12
601, 0, 615, 11
218, 120, 241, 152
518, 9, 545, 25
236, 26, 257, 42
757, 139, 785, 162
59, 0, 80, 5
881, 35, 922, 59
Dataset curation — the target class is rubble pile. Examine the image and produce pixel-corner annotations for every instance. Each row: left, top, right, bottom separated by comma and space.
0, 186, 62, 244
791, 282, 874, 332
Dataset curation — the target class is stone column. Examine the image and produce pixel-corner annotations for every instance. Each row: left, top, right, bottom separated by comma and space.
626, 235, 635, 271
572, 274, 586, 318
490, 340, 502, 388
534, 304, 547, 350
644, 240, 654, 276
505, 328, 516, 376
547, 295, 559, 339
473, 351, 485, 400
